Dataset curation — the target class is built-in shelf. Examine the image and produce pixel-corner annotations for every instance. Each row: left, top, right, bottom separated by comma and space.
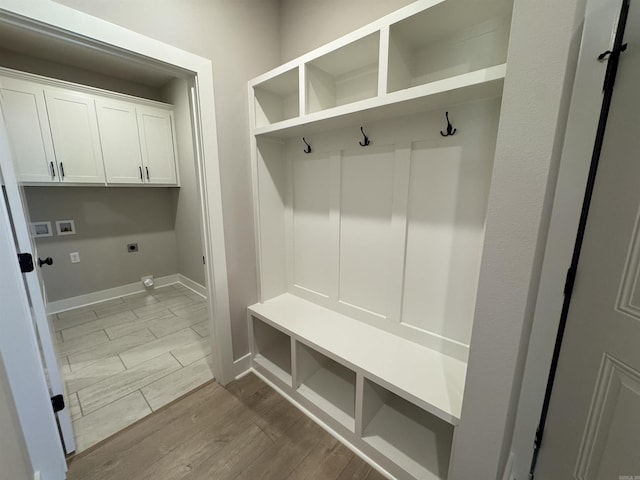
387, 0, 511, 92
305, 32, 380, 114
248, 1, 515, 477
295, 341, 356, 431
252, 317, 292, 386
249, 293, 466, 425
253, 64, 505, 139
362, 379, 454, 480
254, 67, 300, 127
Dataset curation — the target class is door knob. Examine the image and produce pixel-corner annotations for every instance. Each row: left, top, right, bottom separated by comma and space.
38, 257, 53, 267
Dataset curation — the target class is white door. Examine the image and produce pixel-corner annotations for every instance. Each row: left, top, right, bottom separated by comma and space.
536, 2, 640, 478
0, 77, 58, 182
95, 97, 144, 184
45, 88, 105, 184
0, 101, 76, 453
137, 106, 178, 185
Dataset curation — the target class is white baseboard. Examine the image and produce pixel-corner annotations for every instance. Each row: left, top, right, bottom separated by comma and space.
33, 472, 40, 480
47, 273, 207, 314
177, 274, 207, 298
233, 353, 251, 379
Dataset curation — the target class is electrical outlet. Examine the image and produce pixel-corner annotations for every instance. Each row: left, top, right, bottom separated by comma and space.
69, 252, 80, 263
127, 243, 139, 253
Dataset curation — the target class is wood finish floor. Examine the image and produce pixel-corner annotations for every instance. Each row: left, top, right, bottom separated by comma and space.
67, 373, 387, 480
52, 283, 213, 452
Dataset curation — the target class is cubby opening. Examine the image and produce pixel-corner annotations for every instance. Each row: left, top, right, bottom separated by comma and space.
305, 32, 379, 114
254, 68, 300, 127
387, 0, 512, 93
296, 342, 356, 431
252, 317, 292, 385
362, 379, 454, 480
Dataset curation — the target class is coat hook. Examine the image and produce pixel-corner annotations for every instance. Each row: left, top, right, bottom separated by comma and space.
303, 137, 312, 154
440, 112, 457, 137
359, 126, 370, 146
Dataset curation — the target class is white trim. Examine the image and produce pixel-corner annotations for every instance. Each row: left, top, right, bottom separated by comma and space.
46, 274, 179, 314
250, 368, 395, 480
0, 171, 66, 478
177, 274, 207, 298
508, 1, 620, 479
233, 353, 251, 379
34, 472, 41, 480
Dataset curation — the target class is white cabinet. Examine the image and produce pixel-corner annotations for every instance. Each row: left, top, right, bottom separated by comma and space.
136, 106, 178, 185
95, 98, 144, 184
0, 70, 179, 187
0, 77, 58, 182
95, 99, 178, 186
44, 88, 105, 184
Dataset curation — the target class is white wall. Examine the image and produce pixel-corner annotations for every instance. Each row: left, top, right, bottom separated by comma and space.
163, 78, 206, 287
448, 0, 587, 478
26, 187, 179, 301
0, 356, 32, 480
53, 0, 282, 358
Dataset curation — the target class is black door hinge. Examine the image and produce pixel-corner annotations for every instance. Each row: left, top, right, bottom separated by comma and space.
51, 394, 65, 413
17, 253, 34, 273
564, 265, 577, 296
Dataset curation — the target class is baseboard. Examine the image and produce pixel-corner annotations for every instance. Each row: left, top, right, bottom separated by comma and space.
33, 472, 40, 480
177, 274, 207, 298
47, 274, 181, 314
233, 353, 251, 379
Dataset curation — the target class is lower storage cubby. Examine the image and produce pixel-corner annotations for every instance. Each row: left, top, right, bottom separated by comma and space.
251, 317, 292, 385
295, 341, 356, 431
362, 379, 454, 480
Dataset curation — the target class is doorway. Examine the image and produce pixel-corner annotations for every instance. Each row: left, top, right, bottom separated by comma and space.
0, 4, 233, 459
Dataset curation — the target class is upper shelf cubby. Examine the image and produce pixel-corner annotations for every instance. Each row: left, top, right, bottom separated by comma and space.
387, 0, 512, 93
253, 67, 300, 127
249, 0, 514, 137
305, 32, 380, 114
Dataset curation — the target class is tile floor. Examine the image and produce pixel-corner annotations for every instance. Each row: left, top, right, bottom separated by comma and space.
52, 283, 213, 453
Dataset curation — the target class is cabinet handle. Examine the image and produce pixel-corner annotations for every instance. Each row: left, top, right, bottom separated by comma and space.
145, 166, 150, 181
139, 166, 143, 181
60, 163, 65, 179
50, 161, 56, 178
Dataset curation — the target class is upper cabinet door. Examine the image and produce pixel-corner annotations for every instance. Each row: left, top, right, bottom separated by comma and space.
44, 88, 105, 184
0, 78, 58, 182
137, 106, 178, 185
95, 98, 144, 184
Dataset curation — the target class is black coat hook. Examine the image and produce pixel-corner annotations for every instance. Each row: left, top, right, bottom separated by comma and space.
440, 112, 457, 137
302, 137, 312, 154
359, 126, 370, 146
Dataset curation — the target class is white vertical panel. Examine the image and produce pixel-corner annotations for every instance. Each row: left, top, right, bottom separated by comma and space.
389, 143, 411, 323
401, 140, 492, 345
339, 146, 396, 318
292, 150, 332, 296
256, 139, 288, 301
329, 151, 341, 301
